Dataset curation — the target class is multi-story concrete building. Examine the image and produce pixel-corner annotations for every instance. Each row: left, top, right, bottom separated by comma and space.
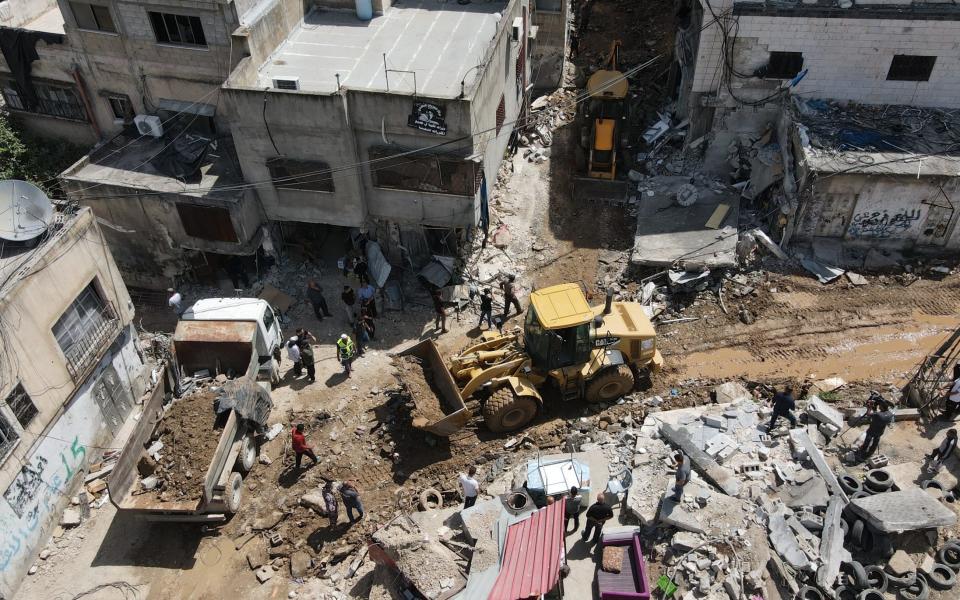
1, 0, 551, 287
0, 205, 146, 598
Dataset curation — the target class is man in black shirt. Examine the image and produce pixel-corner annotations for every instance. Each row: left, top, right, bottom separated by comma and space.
767, 386, 797, 431
858, 398, 895, 460
581, 493, 613, 545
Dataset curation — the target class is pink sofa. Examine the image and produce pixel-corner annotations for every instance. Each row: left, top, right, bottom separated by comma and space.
596, 531, 651, 600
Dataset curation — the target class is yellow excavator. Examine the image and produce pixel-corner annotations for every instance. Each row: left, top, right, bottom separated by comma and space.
396, 283, 662, 434
582, 40, 628, 180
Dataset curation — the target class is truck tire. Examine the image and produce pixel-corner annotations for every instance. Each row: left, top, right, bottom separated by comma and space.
927, 563, 956, 590
901, 572, 930, 600
865, 566, 889, 592
937, 542, 960, 571
585, 365, 635, 403
225, 472, 243, 514
483, 388, 538, 433
237, 434, 257, 474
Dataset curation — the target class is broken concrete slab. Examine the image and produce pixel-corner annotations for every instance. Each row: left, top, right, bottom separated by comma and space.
806, 395, 844, 430
658, 483, 751, 537
714, 382, 751, 404
768, 513, 810, 570
661, 423, 740, 497
626, 436, 673, 524
290, 550, 311, 578
672, 531, 704, 552
816, 498, 845, 589
779, 477, 829, 510
849, 488, 957, 533
60, 508, 81, 527
793, 429, 849, 504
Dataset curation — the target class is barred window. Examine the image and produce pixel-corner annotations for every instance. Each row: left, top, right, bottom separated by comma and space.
1, 80, 86, 121
4, 385, 37, 429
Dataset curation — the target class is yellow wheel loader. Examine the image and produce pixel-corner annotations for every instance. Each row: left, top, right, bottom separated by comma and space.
395, 283, 662, 435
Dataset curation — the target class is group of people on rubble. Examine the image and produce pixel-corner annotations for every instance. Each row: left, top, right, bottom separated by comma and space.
290, 423, 365, 527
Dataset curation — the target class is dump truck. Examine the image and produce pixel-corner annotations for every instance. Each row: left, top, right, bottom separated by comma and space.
396, 283, 661, 434
108, 305, 279, 522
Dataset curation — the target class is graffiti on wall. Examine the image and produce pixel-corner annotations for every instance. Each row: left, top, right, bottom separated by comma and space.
0, 437, 86, 572
847, 208, 922, 239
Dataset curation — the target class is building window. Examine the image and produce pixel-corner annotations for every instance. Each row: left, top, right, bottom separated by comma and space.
762, 52, 804, 80
0, 411, 18, 461
4, 384, 37, 429
535, 0, 562, 11
496, 94, 505, 135
887, 55, 936, 82
267, 158, 334, 193
53, 281, 119, 381
148, 11, 207, 47
369, 147, 481, 197
106, 94, 133, 121
69, 2, 116, 33
1, 80, 87, 121
175, 203, 239, 242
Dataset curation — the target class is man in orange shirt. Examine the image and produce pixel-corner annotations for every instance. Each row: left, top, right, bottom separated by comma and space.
292, 424, 318, 469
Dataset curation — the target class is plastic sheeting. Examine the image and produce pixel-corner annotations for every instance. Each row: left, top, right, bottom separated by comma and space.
366, 241, 391, 289
215, 379, 272, 428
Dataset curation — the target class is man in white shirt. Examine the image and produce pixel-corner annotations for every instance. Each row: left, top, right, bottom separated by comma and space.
459, 466, 479, 508
167, 288, 183, 315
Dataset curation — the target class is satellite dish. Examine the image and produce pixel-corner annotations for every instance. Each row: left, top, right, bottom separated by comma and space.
0, 180, 53, 242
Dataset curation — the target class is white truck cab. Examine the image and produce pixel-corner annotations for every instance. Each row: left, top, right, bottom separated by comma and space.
181, 298, 283, 362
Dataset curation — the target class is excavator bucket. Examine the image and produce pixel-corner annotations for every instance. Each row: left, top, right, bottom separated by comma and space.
394, 340, 471, 436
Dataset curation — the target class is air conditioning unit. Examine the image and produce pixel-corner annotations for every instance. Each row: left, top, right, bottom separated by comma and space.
134, 114, 163, 138
273, 76, 300, 91
512, 17, 522, 42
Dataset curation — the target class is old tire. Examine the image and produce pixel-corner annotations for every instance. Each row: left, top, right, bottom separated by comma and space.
857, 590, 883, 600
419, 488, 442, 511
887, 571, 917, 589
840, 474, 862, 495
865, 469, 893, 493
927, 563, 956, 590
237, 434, 257, 473
584, 365, 635, 403
936, 542, 960, 571
225, 472, 243, 514
834, 585, 857, 600
865, 566, 889, 592
798, 585, 824, 600
483, 388, 538, 433
900, 572, 930, 600
842, 561, 870, 589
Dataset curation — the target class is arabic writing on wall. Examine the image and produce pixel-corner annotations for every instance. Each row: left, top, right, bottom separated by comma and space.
0, 437, 86, 572
847, 208, 922, 239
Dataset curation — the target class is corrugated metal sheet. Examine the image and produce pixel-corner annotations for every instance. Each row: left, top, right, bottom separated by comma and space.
488, 498, 566, 600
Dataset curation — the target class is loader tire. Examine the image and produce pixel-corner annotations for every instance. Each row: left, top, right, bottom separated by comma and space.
225, 472, 243, 514
483, 388, 538, 433
585, 365, 635, 403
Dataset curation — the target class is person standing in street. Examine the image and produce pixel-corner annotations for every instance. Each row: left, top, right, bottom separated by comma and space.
767, 385, 798, 431
581, 493, 613, 545
479, 288, 494, 330
858, 398, 895, 460
296, 329, 316, 383
337, 333, 356, 377
353, 257, 369, 286
672, 451, 691, 501
340, 481, 365, 524
926, 429, 958, 472
342, 285, 357, 324
168, 288, 184, 315
459, 466, 480, 508
358, 282, 377, 317
291, 424, 318, 469
565, 486, 583, 532
943, 374, 960, 421
286, 337, 302, 377
432, 288, 448, 334
322, 481, 339, 526
307, 279, 333, 321
499, 274, 522, 319
352, 317, 368, 358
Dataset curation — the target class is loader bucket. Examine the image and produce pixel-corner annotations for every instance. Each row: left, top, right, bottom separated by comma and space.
395, 340, 471, 436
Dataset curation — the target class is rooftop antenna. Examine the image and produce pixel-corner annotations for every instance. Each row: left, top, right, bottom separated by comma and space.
0, 180, 53, 244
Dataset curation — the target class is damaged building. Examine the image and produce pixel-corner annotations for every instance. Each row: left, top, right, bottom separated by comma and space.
0, 199, 146, 598
672, 0, 960, 260
1, 0, 560, 287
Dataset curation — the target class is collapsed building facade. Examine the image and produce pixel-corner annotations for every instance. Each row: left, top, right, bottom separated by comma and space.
0, 0, 563, 287
673, 0, 960, 259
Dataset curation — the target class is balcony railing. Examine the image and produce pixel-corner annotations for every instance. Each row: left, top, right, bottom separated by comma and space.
62, 302, 122, 382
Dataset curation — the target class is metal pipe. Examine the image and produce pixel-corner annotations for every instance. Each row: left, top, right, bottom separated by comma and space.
71, 68, 101, 139
603, 289, 613, 315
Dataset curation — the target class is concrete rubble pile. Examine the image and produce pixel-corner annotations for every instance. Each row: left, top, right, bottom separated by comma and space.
615, 381, 960, 600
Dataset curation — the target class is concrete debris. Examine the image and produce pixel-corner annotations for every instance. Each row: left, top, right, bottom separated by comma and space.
817, 498, 845, 589
806, 395, 844, 430
849, 489, 957, 533
660, 424, 740, 497
779, 477, 829, 510
886, 550, 915, 577
59, 509, 81, 527
810, 377, 846, 395
801, 258, 845, 284
290, 551, 311, 578
793, 429, 849, 504
714, 382, 751, 404
768, 513, 810, 570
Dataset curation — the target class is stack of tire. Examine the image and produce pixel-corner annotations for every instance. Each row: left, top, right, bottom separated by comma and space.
828, 560, 923, 600
838, 469, 894, 500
